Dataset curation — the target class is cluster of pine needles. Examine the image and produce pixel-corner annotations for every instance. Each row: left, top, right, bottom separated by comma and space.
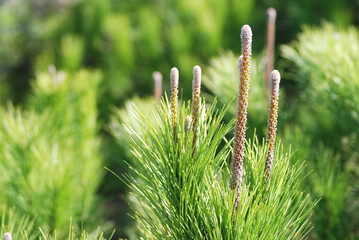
118, 25, 315, 239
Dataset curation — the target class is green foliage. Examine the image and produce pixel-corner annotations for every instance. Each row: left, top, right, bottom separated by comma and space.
281, 126, 354, 239
281, 23, 359, 146
203, 44, 357, 239
1, 1, 359, 239
0, 0, 76, 102
1, 0, 358, 105
110, 97, 159, 147
108, 96, 159, 188
107, 96, 163, 237
102, 13, 134, 99
38, 221, 114, 240
0, 1, 278, 101
280, 28, 359, 238
60, 35, 85, 72
114, 97, 313, 239
0, 69, 104, 237
308, 148, 351, 239
0, 207, 111, 240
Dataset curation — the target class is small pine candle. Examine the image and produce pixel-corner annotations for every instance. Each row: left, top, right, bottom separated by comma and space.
264, 70, 281, 182
231, 25, 252, 214
170, 67, 179, 139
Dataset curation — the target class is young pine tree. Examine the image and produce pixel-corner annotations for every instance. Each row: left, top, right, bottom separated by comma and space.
111, 24, 314, 240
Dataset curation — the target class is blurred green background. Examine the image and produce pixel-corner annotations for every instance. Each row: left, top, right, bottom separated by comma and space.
0, 0, 358, 239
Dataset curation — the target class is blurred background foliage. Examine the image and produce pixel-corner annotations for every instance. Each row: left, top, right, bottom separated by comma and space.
0, 0, 358, 239
0, 68, 106, 238
1, 0, 358, 106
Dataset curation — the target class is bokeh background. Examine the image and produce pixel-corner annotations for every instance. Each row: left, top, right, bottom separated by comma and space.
0, 0, 359, 239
